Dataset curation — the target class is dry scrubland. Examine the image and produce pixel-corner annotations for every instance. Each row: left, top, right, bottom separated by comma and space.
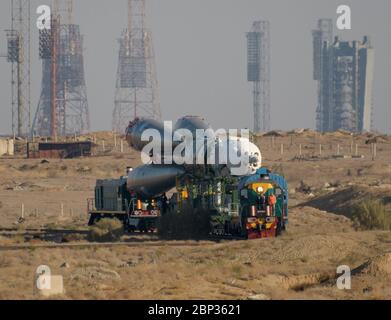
0, 130, 390, 299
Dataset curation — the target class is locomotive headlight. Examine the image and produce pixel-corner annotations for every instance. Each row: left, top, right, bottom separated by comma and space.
256, 186, 263, 193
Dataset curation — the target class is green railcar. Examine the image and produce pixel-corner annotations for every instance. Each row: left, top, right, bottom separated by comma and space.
87, 177, 163, 232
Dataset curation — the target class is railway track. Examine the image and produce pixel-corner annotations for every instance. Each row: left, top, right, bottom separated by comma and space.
0, 227, 90, 243
0, 227, 90, 235
0, 240, 209, 251
0, 228, 88, 233
0, 226, 244, 251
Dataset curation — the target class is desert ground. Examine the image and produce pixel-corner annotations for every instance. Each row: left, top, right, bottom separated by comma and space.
0, 130, 390, 300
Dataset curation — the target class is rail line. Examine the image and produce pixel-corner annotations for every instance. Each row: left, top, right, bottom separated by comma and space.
0, 240, 211, 251
0, 226, 245, 251
0, 227, 89, 235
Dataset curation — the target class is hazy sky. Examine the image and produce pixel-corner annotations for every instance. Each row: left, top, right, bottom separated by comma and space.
0, 0, 390, 134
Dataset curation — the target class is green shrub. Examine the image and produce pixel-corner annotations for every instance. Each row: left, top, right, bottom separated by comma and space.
231, 264, 243, 278
158, 204, 211, 240
351, 199, 391, 231
88, 218, 124, 242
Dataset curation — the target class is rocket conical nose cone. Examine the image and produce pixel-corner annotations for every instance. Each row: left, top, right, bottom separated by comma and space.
126, 118, 165, 151
127, 164, 185, 198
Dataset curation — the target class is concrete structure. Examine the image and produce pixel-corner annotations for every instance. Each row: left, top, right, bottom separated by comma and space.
0, 139, 15, 156
27, 141, 92, 159
247, 21, 271, 133
313, 19, 375, 133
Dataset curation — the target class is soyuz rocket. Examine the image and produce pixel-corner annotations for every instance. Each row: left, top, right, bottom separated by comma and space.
125, 116, 262, 198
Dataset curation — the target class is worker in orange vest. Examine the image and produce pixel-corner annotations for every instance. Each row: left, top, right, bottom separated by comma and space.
267, 193, 277, 216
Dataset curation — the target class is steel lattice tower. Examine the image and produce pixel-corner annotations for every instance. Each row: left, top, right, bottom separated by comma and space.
32, 0, 90, 138
5, 0, 31, 137
112, 0, 161, 133
312, 19, 333, 132
247, 21, 271, 133
312, 19, 374, 133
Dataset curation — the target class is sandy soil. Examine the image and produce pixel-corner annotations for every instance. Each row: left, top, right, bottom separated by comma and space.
0, 130, 390, 300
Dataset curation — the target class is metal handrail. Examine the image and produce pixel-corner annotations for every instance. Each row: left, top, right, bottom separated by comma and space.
87, 198, 95, 213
